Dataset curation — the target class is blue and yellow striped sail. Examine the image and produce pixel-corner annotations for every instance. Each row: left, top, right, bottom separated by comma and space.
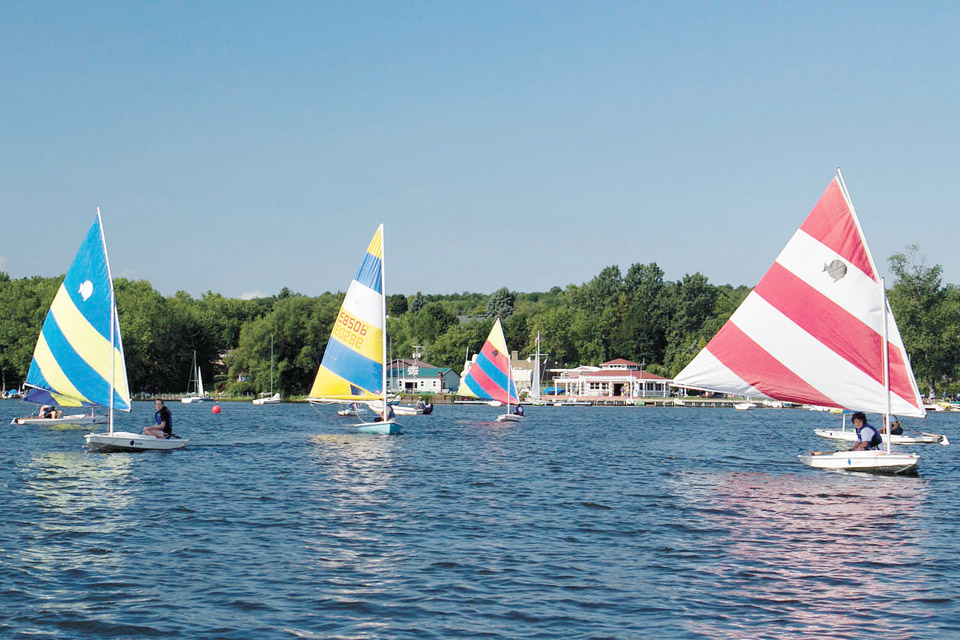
23, 213, 131, 411
308, 225, 385, 402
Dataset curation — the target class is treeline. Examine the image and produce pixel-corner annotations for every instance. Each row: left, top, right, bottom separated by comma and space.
2, 245, 958, 397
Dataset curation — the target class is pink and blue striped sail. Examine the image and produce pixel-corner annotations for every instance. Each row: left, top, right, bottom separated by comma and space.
23, 212, 131, 410
308, 225, 386, 402
457, 318, 520, 404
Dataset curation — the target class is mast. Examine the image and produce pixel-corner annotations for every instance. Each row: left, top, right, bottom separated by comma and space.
100, 208, 116, 436
534, 331, 541, 402
881, 277, 892, 454
270, 334, 274, 395
380, 224, 388, 418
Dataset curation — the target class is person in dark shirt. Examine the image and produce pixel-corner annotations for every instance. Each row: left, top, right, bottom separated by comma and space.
144, 399, 173, 439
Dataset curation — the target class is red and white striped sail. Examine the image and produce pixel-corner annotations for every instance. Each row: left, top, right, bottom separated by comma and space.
673, 173, 925, 418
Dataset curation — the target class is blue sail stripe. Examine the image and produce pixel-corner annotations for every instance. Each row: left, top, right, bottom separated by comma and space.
353, 253, 382, 294
39, 312, 124, 409
23, 387, 98, 408
463, 375, 492, 400
474, 352, 511, 395
322, 336, 383, 394
61, 217, 112, 340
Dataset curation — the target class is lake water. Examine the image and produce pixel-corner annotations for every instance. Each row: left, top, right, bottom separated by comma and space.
1, 401, 959, 639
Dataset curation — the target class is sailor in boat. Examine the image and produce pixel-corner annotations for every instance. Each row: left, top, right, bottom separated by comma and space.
514, 404, 525, 417
851, 412, 883, 451
416, 398, 426, 410
890, 417, 904, 436
143, 399, 175, 439
38, 405, 62, 419
374, 404, 396, 423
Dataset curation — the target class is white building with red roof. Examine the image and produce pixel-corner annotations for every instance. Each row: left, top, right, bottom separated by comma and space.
550, 358, 671, 400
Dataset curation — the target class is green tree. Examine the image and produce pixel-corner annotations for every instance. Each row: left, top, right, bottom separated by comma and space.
887, 246, 960, 396
486, 287, 516, 319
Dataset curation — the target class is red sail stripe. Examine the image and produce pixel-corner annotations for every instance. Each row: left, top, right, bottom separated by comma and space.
755, 263, 919, 409
799, 179, 875, 280
707, 322, 838, 407
480, 342, 509, 376
469, 361, 512, 404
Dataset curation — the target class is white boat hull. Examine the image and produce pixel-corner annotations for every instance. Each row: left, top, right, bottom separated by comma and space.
181, 396, 205, 404
814, 428, 948, 446
496, 413, 523, 422
798, 450, 919, 474
84, 431, 189, 452
252, 393, 281, 405
734, 402, 753, 411
12, 414, 107, 427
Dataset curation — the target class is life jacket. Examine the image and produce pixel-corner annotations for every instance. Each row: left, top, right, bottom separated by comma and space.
856, 422, 883, 449
155, 407, 173, 434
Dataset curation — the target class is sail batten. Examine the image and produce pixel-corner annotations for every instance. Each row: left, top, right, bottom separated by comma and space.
674, 174, 925, 418
308, 225, 386, 402
23, 214, 131, 411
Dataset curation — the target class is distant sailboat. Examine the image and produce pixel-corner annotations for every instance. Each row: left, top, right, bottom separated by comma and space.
307, 225, 399, 434
253, 334, 281, 405
673, 170, 924, 473
181, 351, 205, 403
457, 318, 522, 422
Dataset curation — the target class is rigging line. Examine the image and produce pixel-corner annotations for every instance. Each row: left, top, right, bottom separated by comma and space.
739, 408, 805, 452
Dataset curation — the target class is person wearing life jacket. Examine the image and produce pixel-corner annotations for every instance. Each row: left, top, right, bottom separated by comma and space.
851, 412, 883, 451
144, 399, 174, 439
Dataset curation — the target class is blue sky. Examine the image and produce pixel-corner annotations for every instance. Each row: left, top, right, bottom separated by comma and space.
2, 2, 958, 298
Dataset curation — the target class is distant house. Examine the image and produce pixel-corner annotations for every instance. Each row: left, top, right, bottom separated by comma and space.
551, 358, 671, 398
387, 358, 460, 395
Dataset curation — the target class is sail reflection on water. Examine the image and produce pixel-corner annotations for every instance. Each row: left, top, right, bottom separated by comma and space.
671, 471, 929, 639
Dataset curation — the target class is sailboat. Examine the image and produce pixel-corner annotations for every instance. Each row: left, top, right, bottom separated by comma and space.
457, 318, 522, 422
815, 412, 948, 446
11, 212, 121, 428
673, 170, 925, 474
252, 335, 281, 405
180, 351, 205, 403
19, 211, 184, 451
307, 224, 399, 435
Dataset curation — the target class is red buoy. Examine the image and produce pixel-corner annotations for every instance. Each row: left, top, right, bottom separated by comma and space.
212, 405, 221, 414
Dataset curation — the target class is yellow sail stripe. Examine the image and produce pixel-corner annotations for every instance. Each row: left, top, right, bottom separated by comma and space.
308, 366, 381, 401
49, 285, 129, 396
366, 225, 383, 260
49, 390, 83, 407
489, 319, 510, 355
331, 308, 383, 363
32, 332, 91, 405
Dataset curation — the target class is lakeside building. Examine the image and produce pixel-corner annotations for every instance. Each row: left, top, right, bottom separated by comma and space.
387, 358, 460, 395
549, 358, 672, 399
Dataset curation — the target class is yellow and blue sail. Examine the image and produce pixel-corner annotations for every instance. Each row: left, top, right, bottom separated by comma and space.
23, 213, 131, 411
457, 318, 519, 404
308, 225, 385, 402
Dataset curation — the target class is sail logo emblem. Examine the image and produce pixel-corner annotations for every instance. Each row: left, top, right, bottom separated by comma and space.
79, 280, 94, 301
823, 259, 847, 282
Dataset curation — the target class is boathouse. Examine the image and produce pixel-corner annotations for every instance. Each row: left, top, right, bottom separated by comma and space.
387, 358, 460, 394
550, 358, 671, 399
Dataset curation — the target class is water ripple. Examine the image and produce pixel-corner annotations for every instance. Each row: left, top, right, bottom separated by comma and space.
1, 403, 959, 638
